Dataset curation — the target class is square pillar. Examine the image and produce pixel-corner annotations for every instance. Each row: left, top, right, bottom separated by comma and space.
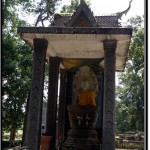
46, 57, 61, 149
65, 72, 74, 137
57, 69, 67, 139
26, 39, 48, 150
102, 40, 117, 150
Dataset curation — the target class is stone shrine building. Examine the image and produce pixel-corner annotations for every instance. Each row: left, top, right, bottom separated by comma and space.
18, 1, 132, 150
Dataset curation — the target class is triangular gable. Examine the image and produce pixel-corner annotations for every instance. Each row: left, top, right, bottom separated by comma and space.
66, 1, 98, 27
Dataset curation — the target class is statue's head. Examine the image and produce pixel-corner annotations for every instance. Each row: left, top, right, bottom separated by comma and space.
73, 66, 98, 97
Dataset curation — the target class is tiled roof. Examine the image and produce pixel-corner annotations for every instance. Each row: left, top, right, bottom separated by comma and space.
53, 15, 121, 27
53, 15, 71, 27
95, 16, 120, 27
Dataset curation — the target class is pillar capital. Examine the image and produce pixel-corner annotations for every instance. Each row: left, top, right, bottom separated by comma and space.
33, 38, 48, 51
103, 39, 117, 52
49, 56, 62, 66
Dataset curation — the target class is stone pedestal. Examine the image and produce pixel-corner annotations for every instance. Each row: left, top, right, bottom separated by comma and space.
63, 105, 100, 150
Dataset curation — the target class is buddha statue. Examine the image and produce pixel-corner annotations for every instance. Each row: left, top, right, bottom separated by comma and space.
63, 66, 100, 149
73, 66, 98, 106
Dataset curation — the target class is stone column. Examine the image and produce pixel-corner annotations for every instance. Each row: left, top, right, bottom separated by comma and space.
57, 69, 67, 138
65, 71, 74, 137
102, 40, 117, 150
95, 74, 104, 138
26, 39, 48, 150
46, 57, 61, 149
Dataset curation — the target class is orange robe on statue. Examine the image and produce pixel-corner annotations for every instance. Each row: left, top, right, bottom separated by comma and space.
78, 90, 96, 106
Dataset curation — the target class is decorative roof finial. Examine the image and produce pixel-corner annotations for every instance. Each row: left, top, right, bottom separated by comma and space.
115, 0, 133, 20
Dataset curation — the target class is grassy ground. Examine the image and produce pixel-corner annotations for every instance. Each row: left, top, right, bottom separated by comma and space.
2, 130, 23, 141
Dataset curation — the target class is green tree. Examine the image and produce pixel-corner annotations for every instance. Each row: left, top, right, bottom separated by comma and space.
116, 16, 144, 132
2, 0, 60, 141
2, 0, 35, 141
2, 39, 32, 140
2, 9, 33, 139
61, 0, 79, 13
35, 0, 61, 26
2, 0, 36, 27
115, 101, 130, 133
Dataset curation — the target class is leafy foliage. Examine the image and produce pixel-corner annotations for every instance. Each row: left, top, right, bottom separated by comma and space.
116, 16, 144, 132
2, 34, 33, 133
2, 0, 34, 140
2, 0, 59, 141
61, 0, 79, 13
2, 0, 36, 26
34, 0, 61, 26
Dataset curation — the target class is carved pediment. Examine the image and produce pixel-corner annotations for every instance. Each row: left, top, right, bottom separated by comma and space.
66, 2, 98, 27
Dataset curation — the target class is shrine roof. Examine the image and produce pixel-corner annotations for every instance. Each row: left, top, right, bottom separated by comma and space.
53, 15, 120, 27
17, 0, 133, 73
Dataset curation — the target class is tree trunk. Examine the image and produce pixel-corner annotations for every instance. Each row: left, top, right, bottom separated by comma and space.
2, 0, 4, 26
21, 91, 30, 146
9, 128, 16, 141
